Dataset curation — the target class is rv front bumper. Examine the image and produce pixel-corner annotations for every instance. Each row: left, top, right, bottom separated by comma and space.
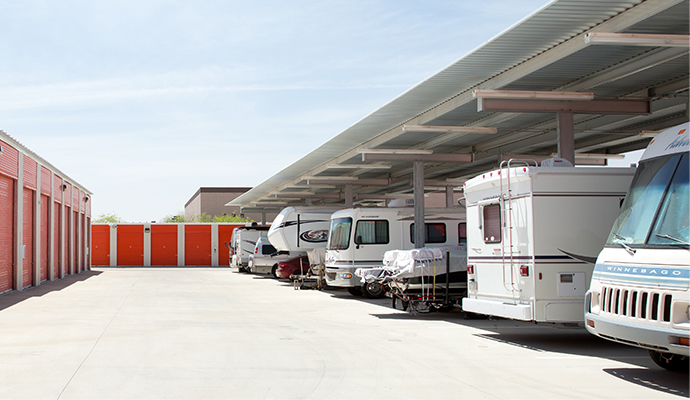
585, 312, 690, 356
462, 297, 532, 321
325, 267, 359, 287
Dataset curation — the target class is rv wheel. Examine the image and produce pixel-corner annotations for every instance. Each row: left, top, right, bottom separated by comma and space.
362, 282, 385, 299
271, 265, 279, 279
649, 351, 689, 372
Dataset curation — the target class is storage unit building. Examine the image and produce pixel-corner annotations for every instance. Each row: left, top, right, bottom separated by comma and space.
0, 130, 92, 293
91, 223, 245, 267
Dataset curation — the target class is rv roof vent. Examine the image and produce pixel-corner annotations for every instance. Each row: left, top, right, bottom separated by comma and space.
540, 157, 573, 168
388, 198, 414, 208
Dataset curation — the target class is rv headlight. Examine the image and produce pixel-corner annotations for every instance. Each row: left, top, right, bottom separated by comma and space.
338, 273, 353, 280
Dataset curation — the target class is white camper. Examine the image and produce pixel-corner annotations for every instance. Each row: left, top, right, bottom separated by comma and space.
462, 159, 635, 323
267, 207, 339, 252
231, 224, 270, 272
325, 206, 466, 298
585, 122, 689, 372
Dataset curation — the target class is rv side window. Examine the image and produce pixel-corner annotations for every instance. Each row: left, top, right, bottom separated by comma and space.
328, 217, 352, 250
483, 204, 501, 243
355, 220, 389, 245
409, 223, 447, 244
458, 223, 467, 245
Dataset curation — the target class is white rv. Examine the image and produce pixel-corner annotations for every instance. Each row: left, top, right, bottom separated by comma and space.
267, 207, 338, 252
585, 122, 689, 372
325, 206, 466, 298
230, 224, 270, 272
462, 159, 635, 323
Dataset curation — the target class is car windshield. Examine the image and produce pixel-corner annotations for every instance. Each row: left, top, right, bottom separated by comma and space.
327, 217, 352, 250
607, 152, 688, 247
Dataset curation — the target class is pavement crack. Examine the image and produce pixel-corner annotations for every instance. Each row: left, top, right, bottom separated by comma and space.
56, 277, 140, 400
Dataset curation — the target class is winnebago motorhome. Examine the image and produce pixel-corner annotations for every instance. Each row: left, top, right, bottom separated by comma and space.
462, 159, 635, 323
230, 224, 270, 272
585, 122, 689, 372
267, 207, 338, 252
325, 206, 466, 298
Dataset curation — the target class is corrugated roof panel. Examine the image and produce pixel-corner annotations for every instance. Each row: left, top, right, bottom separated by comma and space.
230, 0, 686, 207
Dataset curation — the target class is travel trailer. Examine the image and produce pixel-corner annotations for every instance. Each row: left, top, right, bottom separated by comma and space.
230, 224, 270, 272
461, 158, 635, 323
325, 206, 466, 298
268, 207, 340, 286
585, 122, 689, 372
267, 207, 339, 252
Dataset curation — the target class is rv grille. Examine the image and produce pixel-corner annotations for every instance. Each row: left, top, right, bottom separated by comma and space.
326, 272, 336, 281
600, 286, 672, 323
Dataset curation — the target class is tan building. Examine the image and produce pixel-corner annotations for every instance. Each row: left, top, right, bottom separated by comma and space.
184, 187, 277, 224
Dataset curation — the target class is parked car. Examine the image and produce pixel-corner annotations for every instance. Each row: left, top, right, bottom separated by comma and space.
276, 255, 310, 279
248, 237, 304, 277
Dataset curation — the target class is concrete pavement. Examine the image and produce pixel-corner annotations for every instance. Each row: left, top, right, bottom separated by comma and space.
0, 267, 686, 399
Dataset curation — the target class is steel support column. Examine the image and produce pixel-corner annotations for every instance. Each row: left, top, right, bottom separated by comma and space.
557, 112, 575, 165
413, 161, 425, 248
344, 184, 353, 208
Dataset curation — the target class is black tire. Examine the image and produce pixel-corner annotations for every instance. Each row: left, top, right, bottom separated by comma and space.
649, 350, 689, 372
271, 265, 279, 279
362, 282, 385, 299
347, 286, 363, 296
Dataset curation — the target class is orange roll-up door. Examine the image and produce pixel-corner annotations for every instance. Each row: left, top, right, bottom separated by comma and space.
0, 175, 14, 292
185, 224, 211, 266
117, 225, 144, 266
218, 224, 242, 266
91, 225, 110, 266
22, 188, 34, 288
40, 194, 49, 282
151, 225, 178, 266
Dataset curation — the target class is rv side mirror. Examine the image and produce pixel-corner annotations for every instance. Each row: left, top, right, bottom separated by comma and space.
355, 235, 362, 248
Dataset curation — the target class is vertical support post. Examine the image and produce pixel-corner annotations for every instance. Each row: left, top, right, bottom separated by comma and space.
15, 153, 24, 290
211, 223, 219, 267
177, 224, 185, 267
445, 186, 454, 208
143, 223, 151, 267
49, 172, 55, 281
261, 212, 266, 226
445, 249, 450, 304
109, 224, 118, 267
344, 184, 353, 208
34, 163, 41, 286
557, 112, 575, 166
413, 160, 425, 248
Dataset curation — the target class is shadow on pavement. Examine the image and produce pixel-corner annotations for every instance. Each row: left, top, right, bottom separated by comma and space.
603, 367, 688, 397
0, 270, 102, 312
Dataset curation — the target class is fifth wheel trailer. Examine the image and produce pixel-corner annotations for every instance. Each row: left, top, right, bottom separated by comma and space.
461, 159, 635, 323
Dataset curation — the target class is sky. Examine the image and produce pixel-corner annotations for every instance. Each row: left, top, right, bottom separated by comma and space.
0, 0, 563, 223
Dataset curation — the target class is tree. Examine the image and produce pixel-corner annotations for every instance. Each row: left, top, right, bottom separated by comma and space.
93, 212, 126, 223
159, 211, 253, 223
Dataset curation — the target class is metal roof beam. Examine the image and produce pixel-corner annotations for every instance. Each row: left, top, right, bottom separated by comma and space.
361, 153, 473, 163
477, 98, 651, 114
584, 33, 690, 47
273, 193, 341, 199
303, 177, 390, 186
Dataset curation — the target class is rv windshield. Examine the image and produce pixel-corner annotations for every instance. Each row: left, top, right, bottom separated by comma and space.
607, 153, 689, 247
328, 217, 352, 250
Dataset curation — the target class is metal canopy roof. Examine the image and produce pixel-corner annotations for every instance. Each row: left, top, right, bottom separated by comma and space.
230, 0, 689, 213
